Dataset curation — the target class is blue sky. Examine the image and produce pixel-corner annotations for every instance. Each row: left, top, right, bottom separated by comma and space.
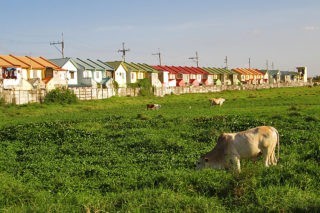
0, 0, 319, 76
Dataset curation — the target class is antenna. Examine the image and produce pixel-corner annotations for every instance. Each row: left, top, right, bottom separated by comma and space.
118, 42, 130, 62
224, 56, 228, 69
188, 51, 199, 67
50, 33, 64, 58
266, 60, 269, 70
152, 48, 162, 66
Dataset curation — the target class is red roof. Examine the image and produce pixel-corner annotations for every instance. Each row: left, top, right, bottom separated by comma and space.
153, 65, 208, 76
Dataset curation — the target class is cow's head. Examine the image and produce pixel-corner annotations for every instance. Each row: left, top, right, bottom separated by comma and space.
195, 156, 210, 170
196, 156, 225, 170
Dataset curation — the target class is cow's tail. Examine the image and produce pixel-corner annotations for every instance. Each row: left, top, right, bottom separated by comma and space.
275, 127, 280, 162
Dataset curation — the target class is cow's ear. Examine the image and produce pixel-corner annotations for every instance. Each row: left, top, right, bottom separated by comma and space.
205, 158, 209, 162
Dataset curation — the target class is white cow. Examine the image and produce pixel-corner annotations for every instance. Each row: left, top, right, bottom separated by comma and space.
196, 126, 279, 172
209, 98, 225, 107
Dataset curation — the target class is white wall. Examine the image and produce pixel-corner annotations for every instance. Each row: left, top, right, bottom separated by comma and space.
114, 65, 127, 87
62, 61, 78, 85
93, 71, 103, 84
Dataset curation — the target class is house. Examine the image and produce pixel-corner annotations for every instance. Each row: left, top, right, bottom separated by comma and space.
71, 58, 114, 88
50, 58, 78, 86
260, 70, 281, 84
153, 65, 176, 87
129, 63, 162, 87
107, 61, 161, 88
153, 65, 185, 87
280, 71, 299, 82
0, 54, 67, 90
232, 68, 263, 84
202, 68, 238, 85
296, 67, 308, 82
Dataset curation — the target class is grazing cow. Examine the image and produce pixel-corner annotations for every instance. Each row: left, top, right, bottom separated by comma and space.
209, 98, 225, 107
196, 126, 279, 173
146, 104, 161, 110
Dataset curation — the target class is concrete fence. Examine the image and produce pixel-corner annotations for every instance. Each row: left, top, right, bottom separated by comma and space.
0, 82, 311, 105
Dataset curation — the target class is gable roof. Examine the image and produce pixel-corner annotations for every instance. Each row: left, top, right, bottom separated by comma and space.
49, 58, 72, 67
0, 54, 63, 70
106, 61, 122, 70
106, 61, 158, 73
280, 71, 299, 76
202, 67, 236, 75
260, 69, 280, 75
232, 68, 263, 76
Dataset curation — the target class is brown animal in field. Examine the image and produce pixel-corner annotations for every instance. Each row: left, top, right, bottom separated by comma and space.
196, 126, 280, 173
146, 104, 161, 110
209, 98, 225, 107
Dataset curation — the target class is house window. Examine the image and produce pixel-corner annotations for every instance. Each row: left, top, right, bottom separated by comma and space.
96, 71, 100, 79
45, 68, 53, 78
138, 73, 144, 79
70, 71, 75, 79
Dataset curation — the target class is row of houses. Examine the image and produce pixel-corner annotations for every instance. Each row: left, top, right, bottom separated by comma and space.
0, 54, 308, 91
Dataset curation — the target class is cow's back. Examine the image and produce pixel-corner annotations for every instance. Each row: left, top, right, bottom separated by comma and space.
231, 126, 277, 159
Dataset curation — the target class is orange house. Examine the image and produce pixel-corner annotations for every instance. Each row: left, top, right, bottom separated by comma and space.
0, 54, 66, 90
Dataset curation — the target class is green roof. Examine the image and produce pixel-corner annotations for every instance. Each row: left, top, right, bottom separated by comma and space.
202, 67, 236, 75
260, 69, 280, 75
106, 61, 158, 73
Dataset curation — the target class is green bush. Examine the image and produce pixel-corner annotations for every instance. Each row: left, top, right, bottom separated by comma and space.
137, 78, 153, 96
44, 88, 78, 104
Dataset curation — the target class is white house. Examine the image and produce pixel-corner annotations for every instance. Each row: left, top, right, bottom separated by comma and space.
50, 58, 78, 86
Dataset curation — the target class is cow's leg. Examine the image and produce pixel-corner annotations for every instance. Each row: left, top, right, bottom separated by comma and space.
262, 150, 269, 167
269, 148, 277, 165
230, 155, 241, 173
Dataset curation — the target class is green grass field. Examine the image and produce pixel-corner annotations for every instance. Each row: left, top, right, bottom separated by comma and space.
0, 86, 319, 212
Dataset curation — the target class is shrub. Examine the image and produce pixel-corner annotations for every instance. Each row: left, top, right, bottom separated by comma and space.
44, 88, 78, 104
137, 78, 153, 96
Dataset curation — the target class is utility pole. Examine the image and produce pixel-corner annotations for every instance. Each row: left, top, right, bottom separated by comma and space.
118, 42, 130, 62
249, 57, 251, 69
188, 51, 199, 67
266, 60, 269, 70
271, 62, 274, 70
152, 48, 162, 66
224, 56, 228, 69
50, 33, 64, 58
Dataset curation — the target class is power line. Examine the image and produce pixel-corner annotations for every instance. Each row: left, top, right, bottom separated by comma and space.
188, 51, 199, 67
152, 48, 162, 66
118, 42, 130, 62
50, 33, 64, 58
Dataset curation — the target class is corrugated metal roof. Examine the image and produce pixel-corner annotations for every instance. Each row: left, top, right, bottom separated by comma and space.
0, 54, 63, 70
106, 61, 122, 70
49, 58, 71, 67
72, 58, 95, 70
202, 67, 236, 75
95, 60, 114, 71
0, 54, 29, 68
0, 57, 16, 67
